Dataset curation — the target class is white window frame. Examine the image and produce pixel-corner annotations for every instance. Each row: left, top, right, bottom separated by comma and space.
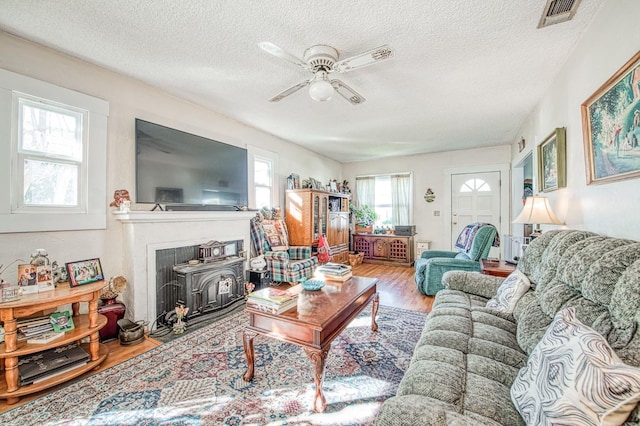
246, 145, 278, 210
14, 94, 88, 212
253, 156, 274, 209
0, 68, 109, 233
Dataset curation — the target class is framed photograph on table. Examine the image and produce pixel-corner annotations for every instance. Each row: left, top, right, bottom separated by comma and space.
581, 51, 640, 184
65, 258, 104, 287
17, 264, 39, 294
537, 128, 566, 192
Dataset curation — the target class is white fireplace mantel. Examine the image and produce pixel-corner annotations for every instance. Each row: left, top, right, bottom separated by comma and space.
113, 210, 256, 224
113, 210, 255, 323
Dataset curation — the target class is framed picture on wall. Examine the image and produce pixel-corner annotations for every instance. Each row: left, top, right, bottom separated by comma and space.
581, 51, 640, 184
537, 128, 566, 193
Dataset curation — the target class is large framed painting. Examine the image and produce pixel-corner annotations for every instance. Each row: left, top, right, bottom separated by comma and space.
537, 128, 566, 192
581, 51, 640, 184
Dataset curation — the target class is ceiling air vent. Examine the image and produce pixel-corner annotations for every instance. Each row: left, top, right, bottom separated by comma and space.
538, 0, 582, 28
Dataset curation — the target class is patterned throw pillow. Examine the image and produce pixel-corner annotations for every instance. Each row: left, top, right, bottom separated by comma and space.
486, 269, 530, 313
260, 219, 289, 251
511, 307, 640, 426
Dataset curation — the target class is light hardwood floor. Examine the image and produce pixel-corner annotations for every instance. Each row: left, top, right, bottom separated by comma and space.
0, 263, 433, 413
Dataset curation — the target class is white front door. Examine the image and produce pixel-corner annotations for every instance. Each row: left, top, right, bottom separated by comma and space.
451, 171, 501, 256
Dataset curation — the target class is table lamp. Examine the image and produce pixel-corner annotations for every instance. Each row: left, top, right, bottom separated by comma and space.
513, 195, 562, 237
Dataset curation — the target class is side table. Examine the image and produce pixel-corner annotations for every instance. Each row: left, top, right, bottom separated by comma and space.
480, 259, 516, 278
98, 298, 126, 342
247, 269, 271, 290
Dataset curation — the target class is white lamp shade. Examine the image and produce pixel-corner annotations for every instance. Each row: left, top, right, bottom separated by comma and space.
308, 72, 334, 101
513, 196, 562, 225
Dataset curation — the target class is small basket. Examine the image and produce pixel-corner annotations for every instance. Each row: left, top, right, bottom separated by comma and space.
349, 252, 364, 267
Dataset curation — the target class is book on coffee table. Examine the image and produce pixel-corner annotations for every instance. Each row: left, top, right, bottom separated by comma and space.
247, 286, 300, 304
246, 297, 298, 314
316, 263, 352, 281
246, 286, 301, 314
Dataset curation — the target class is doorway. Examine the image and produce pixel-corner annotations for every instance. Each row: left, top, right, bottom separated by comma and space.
444, 164, 510, 257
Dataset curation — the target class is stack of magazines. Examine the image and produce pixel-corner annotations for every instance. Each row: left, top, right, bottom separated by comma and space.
315, 263, 352, 281
246, 286, 301, 314
17, 316, 56, 343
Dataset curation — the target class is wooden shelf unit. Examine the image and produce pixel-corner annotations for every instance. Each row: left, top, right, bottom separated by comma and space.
285, 189, 351, 264
0, 280, 108, 404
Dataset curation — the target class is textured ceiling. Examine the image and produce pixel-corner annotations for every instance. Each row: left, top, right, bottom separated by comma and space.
0, 0, 605, 163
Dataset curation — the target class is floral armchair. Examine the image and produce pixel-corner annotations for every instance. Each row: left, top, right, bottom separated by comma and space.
249, 214, 317, 283
414, 223, 499, 295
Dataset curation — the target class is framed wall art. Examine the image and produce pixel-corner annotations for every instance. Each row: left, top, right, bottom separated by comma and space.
65, 258, 104, 287
581, 51, 640, 184
537, 128, 566, 192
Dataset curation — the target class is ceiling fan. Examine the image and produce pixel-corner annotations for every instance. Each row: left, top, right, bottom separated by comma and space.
258, 42, 394, 105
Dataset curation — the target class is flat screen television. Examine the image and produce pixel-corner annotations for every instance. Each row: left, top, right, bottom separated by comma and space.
135, 119, 248, 210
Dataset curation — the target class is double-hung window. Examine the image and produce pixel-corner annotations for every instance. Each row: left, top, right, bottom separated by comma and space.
0, 69, 108, 233
254, 157, 273, 209
247, 145, 278, 210
16, 96, 85, 211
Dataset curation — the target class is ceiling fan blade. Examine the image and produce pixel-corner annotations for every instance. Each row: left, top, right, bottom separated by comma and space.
332, 44, 394, 73
331, 79, 366, 105
258, 42, 310, 70
269, 80, 311, 102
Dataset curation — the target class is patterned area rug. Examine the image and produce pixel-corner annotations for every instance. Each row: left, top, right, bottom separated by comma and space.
1, 305, 426, 425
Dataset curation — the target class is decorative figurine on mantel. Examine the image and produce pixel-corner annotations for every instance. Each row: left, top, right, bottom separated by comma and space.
109, 189, 131, 212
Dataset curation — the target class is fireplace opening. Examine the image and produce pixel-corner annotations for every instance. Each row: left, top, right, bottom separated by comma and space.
152, 239, 246, 338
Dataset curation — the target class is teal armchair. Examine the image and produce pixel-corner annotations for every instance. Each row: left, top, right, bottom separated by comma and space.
415, 223, 498, 295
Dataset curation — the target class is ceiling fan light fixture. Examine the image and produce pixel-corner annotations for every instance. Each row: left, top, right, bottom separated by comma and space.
308, 72, 334, 102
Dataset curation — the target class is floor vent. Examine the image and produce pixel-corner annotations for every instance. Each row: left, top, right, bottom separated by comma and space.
538, 0, 582, 28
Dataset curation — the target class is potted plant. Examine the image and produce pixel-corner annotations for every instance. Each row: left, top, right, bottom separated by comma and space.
349, 203, 378, 234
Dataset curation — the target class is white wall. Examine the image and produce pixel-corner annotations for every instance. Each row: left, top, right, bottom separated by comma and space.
0, 32, 341, 285
510, 0, 640, 241
342, 145, 511, 250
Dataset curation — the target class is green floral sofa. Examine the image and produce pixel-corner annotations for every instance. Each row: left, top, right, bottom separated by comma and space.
376, 229, 640, 425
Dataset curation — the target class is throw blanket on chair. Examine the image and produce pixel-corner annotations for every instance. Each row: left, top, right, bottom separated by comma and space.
454, 223, 500, 252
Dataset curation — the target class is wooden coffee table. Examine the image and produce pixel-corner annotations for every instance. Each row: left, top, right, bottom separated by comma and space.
242, 276, 379, 413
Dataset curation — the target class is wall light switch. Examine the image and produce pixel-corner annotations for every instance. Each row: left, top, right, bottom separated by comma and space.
434, 210, 440, 216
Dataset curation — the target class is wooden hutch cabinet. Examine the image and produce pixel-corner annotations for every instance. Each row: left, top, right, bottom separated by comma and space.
352, 234, 415, 267
285, 189, 350, 264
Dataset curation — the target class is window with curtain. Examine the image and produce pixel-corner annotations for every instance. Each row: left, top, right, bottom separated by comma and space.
354, 173, 412, 226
